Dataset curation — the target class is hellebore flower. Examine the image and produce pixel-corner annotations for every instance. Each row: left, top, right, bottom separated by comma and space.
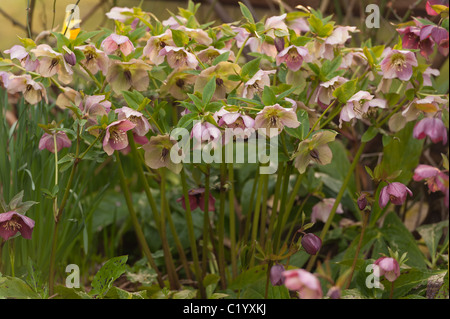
143, 134, 182, 174
159, 46, 198, 70
177, 188, 216, 212
191, 121, 222, 149
254, 104, 300, 137
102, 119, 136, 156
106, 59, 152, 93
176, 26, 213, 46
413, 164, 449, 195
0, 211, 35, 241
276, 45, 312, 72
270, 264, 286, 286
215, 107, 255, 140
287, 17, 310, 35
162, 15, 187, 29
39, 131, 72, 153
115, 106, 151, 137
413, 117, 448, 145
6, 74, 48, 105
314, 76, 347, 109
160, 68, 196, 100
397, 25, 434, 58
55, 86, 82, 110
79, 95, 112, 127
31, 44, 73, 84
379, 182, 413, 208
75, 44, 109, 75
4, 44, 39, 72
105, 7, 133, 22
311, 198, 344, 223
282, 269, 323, 299
426, 0, 449, 16
374, 257, 400, 282
380, 49, 418, 81
242, 69, 276, 99
143, 30, 175, 65
292, 131, 337, 174
264, 13, 289, 38
194, 62, 242, 100
301, 233, 322, 255
325, 26, 358, 46
197, 46, 235, 65
101, 33, 134, 56
339, 90, 387, 127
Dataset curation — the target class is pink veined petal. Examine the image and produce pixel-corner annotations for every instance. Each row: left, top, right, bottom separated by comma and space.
413, 164, 440, 181
279, 110, 300, 128
379, 186, 390, 208
221, 112, 241, 125
397, 65, 413, 81
242, 115, 255, 128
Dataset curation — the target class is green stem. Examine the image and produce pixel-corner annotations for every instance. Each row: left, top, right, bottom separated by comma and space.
266, 162, 284, 254
242, 165, 259, 243
235, 35, 250, 61
9, 240, 14, 277
306, 142, 367, 271
283, 193, 311, 249
217, 161, 227, 289
201, 165, 211, 278
115, 152, 165, 288
228, 163, 238, 279
345, 209, 370, 289
180, 168, 205, 298
273, 164, 292, 252
259, 172, 269, 248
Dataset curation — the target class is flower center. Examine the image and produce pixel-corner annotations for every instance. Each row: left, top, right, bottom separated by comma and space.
49, 58, 59, 71
391, 53, 406, 71
176, 78, 185, 88
389, 194, 397, 202
160, 147, 169, 162
109, 127, 126, 144
2, 217, 22, 232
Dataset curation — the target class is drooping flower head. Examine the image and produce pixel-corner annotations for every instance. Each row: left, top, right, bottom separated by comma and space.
339, 91, 386, 127
115, 107, 151, 137
39, 131, 72, 153
79, 95, 112, 127
374, 257, 401, 282
242, 69, 276, 99
102, 119, 136, 156
276, 45, 312, 72
159, 46, 198, 70
292, 131, 337, 174
75, 44, 109, 75
282, 269, 323, 299
413, 117, 448, 145
6, 74, 48, 105
315, 76, 347, 109
0, 211, 35, 241
143, 134, 182, 174
106, 59, 152, 93
270, 264, 286, 286
379, 182, 413, 208
255, 104, 300, 137
177, 188, 216, 212
101, 33, 135, 56
4, 44, 39, 72
194, 62, 242, 100
143, 30, 175, 65
301, 233, 322, 255
380, 48, 418, 81
413, 164, 449, 196
311, 198, 344, 223
31, 44, 73, 84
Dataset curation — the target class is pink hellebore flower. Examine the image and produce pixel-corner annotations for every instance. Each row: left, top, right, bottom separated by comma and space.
4, 45, 39, 72
143, 134, 182, 174
79, 95, 111, 126
162, 16, 187, 29
282, 269, 323, 299
177, 188, 216, 212
6, 74, 48, 105
379, 182, 413, 208
191, 121, 222, 149
105, 7, 133, 22
242, 69, 276, 99
374, 257, 400, 282
254, 104, 300, 137
397, 25, 434, 58
339, 91, 387, 127
101, 33, 135, 56
39, 131, 72, 153
380, 49, 418, 81
143, 30, 175, 65
413, 117, 448, 145
420, 25, 449, 56
102, 119, 136, 156
264, 14, 289, 38
75, 44, 109, 75
325, 26, 358, 46
159, 46, 198, 70
426, 0, 449, 16
315, 76, 347, 109
413, 164, 449, 195
311, 198, 344, 223
0, 211, 35, 241
215, 107, 255, 141
31, 44, 73, 84
115, 106, 151, 137
197, 46, 235, 65
276, 45, 312, 72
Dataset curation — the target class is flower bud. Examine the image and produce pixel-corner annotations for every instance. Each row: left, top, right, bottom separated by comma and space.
327, 286, 341, 299
64, 51, 77, 66
270, 264, 285, 286
357, 193, 368, 210
274, 37, 285, 52
301, 233, 322, 255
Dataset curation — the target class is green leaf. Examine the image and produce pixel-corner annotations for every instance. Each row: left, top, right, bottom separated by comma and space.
171, 29, 189, 47
241, 57, 261, 78
0, 276, 40, 299
90, 255, 128, 298
212, 51, 230, 65
122, 90, 145, 110
261, 85, 277, 105
239, 2, 255, 24
333, 79, 357, 104
361, 127, 379, 142
202, 76, 216, 105
417, 221, 449, 262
